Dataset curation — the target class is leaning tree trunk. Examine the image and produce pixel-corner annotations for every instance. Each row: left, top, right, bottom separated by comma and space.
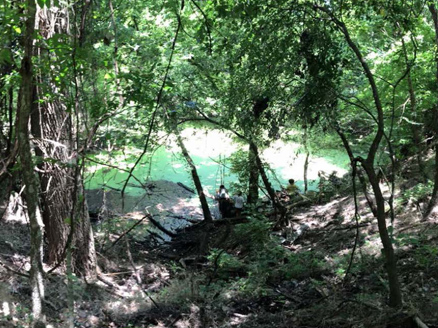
16, 0, 46, 325
176, 133, 213, 223
30, 3, 95, 276
249, 142, 286, 224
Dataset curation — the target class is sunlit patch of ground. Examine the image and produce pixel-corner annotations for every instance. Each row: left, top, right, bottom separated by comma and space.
3, 170, 438, 327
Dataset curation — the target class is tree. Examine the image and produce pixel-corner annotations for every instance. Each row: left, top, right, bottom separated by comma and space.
313, 1, 404, 307
30, 2, 96, 276
16, 0, 46, 325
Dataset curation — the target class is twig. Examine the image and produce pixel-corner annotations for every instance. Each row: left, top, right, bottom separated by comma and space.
170, 314, 183, 327
85, 156, 145, 188
0, 258, 30, 278
190, 0, 213, 54
207, 249, 225, 286
105, 215, 150, 252
124, 235, 160, 308
120, 2, 182, 211
342, 298, 381, 311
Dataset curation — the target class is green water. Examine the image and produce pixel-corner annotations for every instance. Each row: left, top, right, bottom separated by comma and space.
85, 129, 350, 196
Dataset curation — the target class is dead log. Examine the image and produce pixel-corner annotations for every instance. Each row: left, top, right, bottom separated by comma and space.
177, 182, 195, 194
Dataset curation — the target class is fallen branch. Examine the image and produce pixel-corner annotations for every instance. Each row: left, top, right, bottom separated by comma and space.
97, 273, 116, 288
285, 199, 312, 210
207, 249, 225, 286
147, 229, 165, 242
0, 258, 30, 278
104, 185, 122, 192
177, 182, 195, 194
332, 223, 370, 231
124, 236, 160, 308
149, 217, 176, 237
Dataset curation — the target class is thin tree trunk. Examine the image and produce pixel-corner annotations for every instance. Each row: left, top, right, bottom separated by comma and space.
317, 5, 402, 307
247, 146, 259, 204
249, 142, 286, 224
16, 0, 46, 325
304, 152, 309, 193
401, 38, 427, 181
362, 162, 402, 306
335, 127, 377, 217
303, 128, 309, 193
176, 133, 213, 223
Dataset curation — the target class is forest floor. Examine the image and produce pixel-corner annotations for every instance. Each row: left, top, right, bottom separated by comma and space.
1, 181, 438, 327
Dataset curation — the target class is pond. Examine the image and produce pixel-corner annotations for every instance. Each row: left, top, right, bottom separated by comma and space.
85, 128, 350, 238
85, 128, 350, 197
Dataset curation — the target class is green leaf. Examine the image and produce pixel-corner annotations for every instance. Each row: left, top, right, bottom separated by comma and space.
64, 217, 72, 225
13, 26, 21, 34
0, 49, 12, 64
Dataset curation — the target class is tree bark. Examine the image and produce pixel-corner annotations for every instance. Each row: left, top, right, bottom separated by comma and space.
30, 3, 96, 276
16, 0, 46, 325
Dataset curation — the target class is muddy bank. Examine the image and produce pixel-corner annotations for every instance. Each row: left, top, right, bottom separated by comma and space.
86, 180, 206, 235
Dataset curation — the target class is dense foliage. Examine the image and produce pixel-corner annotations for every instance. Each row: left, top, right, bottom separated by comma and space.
2, 0, 438, 327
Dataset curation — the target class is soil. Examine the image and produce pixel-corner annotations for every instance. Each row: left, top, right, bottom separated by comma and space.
1, 181, 438, 327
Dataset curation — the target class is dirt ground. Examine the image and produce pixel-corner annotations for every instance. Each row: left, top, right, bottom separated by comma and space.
1, 182, 438, 327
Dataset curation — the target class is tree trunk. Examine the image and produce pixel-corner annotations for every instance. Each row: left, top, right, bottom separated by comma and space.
16, 0, 46, 325
247, 146, 259, 204
401, 38, 427, 182
363, 163, 403, 306
303, 151, 309, 193
317, 5, 402, 307
30, 4, 96, 276
176, 133, 213, 223
303, 127, 310, 193
249, 142, 286, 223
